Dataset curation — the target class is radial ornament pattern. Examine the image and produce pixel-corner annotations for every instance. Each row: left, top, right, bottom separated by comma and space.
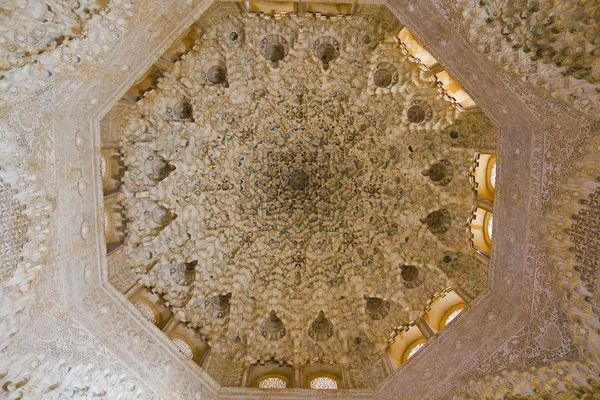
117, 13, 495, 386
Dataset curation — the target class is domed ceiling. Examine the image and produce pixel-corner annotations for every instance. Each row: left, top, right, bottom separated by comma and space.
5, 0, 600, 397
110, 3, 496, 388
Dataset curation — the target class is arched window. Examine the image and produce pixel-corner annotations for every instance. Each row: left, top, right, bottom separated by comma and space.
302, 364, 344, 390
133, 301, 157, 325
103, 202, 126, 254
171, 338, 194, 360
423, 290, 468, 332
100, 152, 107, 180
489, 159, 496, 190
487, 215, 494, 241
396, 28, 438, 69
127, 285, 174, 330
259, 377, 287, 389
244, 1, 294, 14
470, 153, 496, 200
443, 309, 463, 326
403, 339, 426, 362
468, 207, 493, 257
442, 305, 466, 328
386, 324, 426, 369
406, 341, 425, 360
103, 208, 111, 237
100, 148, 124, 195
310, 377, 338, 390
249, 362, 294, 388
396, 28, 475, 109
434, 70, 476, 109
166, 323, 210, 365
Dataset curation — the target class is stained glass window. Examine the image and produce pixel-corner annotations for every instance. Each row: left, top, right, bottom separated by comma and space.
172, 338, 194, 360
407, 342, 424, 359
487, 215, 493, 240
310, 377, 338, 390
444, 308, 464, 327
134, 302, 157, 324
259, 377, 287, 389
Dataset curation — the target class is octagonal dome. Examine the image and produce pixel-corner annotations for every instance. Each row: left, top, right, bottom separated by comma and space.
98, 1, 498, 390
2, 0, 598, 399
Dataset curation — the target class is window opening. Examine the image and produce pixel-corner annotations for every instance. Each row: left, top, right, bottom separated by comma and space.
259, 377, 287, 389
310, 377, 338, 390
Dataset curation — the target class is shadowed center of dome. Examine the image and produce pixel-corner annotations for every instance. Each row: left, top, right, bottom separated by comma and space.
288, 169, 309, 191
248, 139, 352, 222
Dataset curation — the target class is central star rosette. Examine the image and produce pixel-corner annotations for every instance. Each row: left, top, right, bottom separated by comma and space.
288, 169, 309, 192
237, 135, 361, 245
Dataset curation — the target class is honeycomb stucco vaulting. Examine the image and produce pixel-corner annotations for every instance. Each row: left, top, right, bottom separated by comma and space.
1, 0, 597, 398
65, 0, 535, 397
115, 10, 494, 383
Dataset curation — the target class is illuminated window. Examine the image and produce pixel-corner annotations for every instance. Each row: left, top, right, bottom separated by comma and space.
470, 153, 496, 200
100, 153, 107, 179
489, 160, 496, 189
396, 28, 438, 69
423, 290, 468, 332
172, 338, 194, 360
259, 377, 287, 389
386, 324, 425, 368
434, 70, 476, 109
245, 1, 294, 15
103, 212, 109, 234
306, 2, 352, 16
310, 377, 338, 390
487, 215, 494, 241
468, 207, 493, 257
443, 308, 464, 327
406, 342, 425, 360
134, 302, 157, 324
